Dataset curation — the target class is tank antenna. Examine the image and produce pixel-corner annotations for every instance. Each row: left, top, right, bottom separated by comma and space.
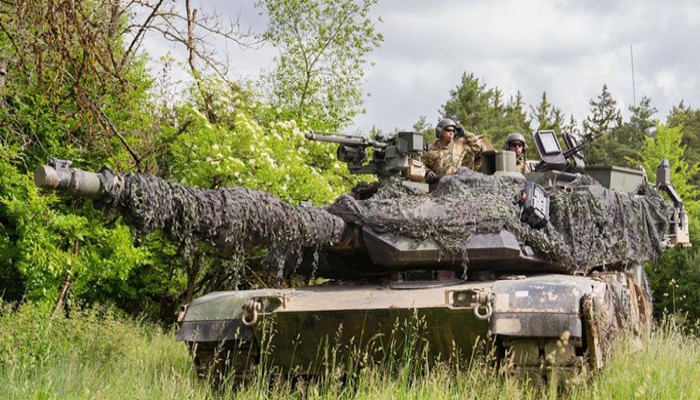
630, 45, 637, 107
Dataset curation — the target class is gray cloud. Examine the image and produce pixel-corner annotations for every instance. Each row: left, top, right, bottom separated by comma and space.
353, 0, 700, 133
143, 1, 700, 133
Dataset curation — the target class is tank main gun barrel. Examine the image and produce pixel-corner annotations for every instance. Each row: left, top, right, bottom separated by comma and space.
34, 158, 357, 266
35, 158, 126, 206
35, 158, 105, 198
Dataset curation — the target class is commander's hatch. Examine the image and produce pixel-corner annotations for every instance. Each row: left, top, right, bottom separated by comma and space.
532, 130, 567, 171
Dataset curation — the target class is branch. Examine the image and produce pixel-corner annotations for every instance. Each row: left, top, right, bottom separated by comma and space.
121, 0, 165, 72
98, 108, 143, 172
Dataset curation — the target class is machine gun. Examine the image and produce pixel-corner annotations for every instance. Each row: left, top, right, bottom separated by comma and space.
532, 130, 603, 173
305, 131, 425, 183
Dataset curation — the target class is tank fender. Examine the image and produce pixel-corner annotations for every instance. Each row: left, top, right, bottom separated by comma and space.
489, 276, 594, 339
176, 289, 293, 342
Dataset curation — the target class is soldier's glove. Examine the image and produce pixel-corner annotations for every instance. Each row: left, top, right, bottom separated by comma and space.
455, 126, 465, 137
425, 170, 441, 184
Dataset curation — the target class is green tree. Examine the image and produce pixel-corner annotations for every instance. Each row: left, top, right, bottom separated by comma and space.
666, 101, 700, 186
530, 92, 563, 132
503, 92, 532, 134
629, 96, 658, 136
411, 116, 433, 137
639, 124, 699, 205
583, 85, 623, 137
440, 74, 531, 148
0, 0, 161, 310
638, 123, 700, 322
582, 85, 623, 165
259, 0, 383, 130
561, 115, 581, 138
485, 90, 533, 147
614, 96, 658, 167
441, 73, 493, 134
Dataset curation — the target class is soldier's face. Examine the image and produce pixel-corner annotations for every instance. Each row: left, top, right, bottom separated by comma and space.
441, 127, 455, 143
509, 141, 524, 156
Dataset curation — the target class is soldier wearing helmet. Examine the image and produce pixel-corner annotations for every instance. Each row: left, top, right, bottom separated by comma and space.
504, 132, 531, 174
422, 118, 482, 185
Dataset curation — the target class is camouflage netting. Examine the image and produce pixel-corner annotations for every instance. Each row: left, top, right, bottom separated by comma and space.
114, 174, 346, 279
110, 168, 672, 277
327, 168, 673, 273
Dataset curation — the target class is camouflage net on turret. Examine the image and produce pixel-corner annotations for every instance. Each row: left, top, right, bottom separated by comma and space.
328, 168, 672, 273
111, 168, 672, 277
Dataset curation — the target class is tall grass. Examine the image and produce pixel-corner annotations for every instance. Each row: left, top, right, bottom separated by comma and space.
1, 303, 698, 399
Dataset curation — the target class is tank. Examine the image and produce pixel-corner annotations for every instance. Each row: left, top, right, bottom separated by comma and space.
34, 129, 690, 381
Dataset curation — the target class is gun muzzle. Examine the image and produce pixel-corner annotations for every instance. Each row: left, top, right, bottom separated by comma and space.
34, 158, 105, 199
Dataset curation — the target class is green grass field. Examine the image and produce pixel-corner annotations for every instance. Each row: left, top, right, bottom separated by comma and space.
1, 304, 698, 400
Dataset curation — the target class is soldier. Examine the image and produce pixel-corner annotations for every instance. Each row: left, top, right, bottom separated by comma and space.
504, 132, 531, 174
422, 118, 482, 185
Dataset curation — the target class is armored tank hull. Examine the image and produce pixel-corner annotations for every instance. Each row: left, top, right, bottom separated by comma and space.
176, 270, 651, 380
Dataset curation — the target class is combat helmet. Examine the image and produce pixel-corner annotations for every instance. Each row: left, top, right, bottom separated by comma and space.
504, 132, 528, 151
435, 118, 457, 138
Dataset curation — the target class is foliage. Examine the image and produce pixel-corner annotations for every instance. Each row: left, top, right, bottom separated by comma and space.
585, 96, 657, 168
259, 0, 383, 131
529, 91, 563, 132
0, 0, 363, 313
0, 146, 149, 307
149, 75, 359, 302
582, 85, 623, 165
639, 124, 700, 207
161, 85, 351, 204
1, 303, 699, 399
440, 73, 531, 147
667, 101, 700, 186
638, 123, 700, 322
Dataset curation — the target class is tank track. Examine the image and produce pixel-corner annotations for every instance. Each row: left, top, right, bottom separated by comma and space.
500, 337, 584, 384
189, 340, 260, 382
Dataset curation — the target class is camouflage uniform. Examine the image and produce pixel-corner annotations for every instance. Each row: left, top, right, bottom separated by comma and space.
516, 155, 531, 174
422, 132, 482, 176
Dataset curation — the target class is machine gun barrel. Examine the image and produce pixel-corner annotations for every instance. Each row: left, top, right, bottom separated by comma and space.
304, 131, 387, 149
563, 132, 603, 160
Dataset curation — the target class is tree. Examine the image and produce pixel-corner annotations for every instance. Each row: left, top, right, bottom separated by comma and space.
259, 0, 383, 130
411, 115, 433, 137
629, 96, 658, 136
666, 101, 700, 186
485, 90, 532, 147
0, 0, 355, 317
441, 73, 493, 134
530, 92, 563, 133
582, 84, 622, 137
440, 74, 531, 147
582, 85, 623, 165
561, 115, 581, 138
0, 0, 162, 310
638, 123, 700, 323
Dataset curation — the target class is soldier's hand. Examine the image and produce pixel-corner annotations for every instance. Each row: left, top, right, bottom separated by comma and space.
455, 126, 465, 137
425, 170, 441, 184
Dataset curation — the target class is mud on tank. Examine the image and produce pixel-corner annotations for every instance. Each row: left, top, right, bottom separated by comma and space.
35, 129, 690, 382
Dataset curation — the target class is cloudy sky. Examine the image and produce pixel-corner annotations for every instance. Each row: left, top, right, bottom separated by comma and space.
146, 0, 700, 134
